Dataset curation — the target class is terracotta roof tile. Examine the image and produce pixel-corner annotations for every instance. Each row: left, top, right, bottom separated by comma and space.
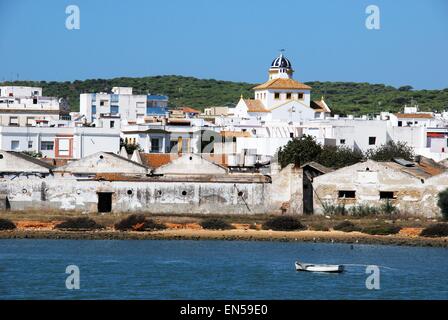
220, 131, 252, 138
139, 153, 177, 169
394, 113, 433, 119
253, 78, 312, 90
139, 153, 229, 169
244, 99, 270, 113
179, 106, 201, 114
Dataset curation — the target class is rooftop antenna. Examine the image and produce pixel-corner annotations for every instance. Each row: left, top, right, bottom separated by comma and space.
279, 48, 285, 55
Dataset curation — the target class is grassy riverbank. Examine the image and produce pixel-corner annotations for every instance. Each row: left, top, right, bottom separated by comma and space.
0, 211, 447, 247
0, 228, 447, 247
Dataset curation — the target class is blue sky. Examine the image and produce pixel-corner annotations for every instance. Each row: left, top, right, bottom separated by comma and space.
0, 0, 447, 89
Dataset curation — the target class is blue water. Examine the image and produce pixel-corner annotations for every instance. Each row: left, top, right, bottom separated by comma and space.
0, 239, 447, 299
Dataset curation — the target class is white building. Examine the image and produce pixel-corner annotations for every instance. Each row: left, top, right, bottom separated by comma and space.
232, 53, 331, 122
0, 125, 120, 159
80, 87, 168, 126
0, 86, 70, 127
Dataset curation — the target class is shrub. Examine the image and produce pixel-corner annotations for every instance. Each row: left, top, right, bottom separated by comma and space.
323, 203, 347, 216
114, 214, 165, 231
200, 218, 234, 230
0, 218, 16, 230
309, 223, 330, 232
55, 217, 104, 230
333, 221, 360, 232
365, 141, 414, 162
139, 219, 166, 231
361, 224, 401, 235
349, 204, 380, 217
262, 216, 305, 231
437, 189, 448, 220
380, 200, 397, 215
420, 223, 448, 238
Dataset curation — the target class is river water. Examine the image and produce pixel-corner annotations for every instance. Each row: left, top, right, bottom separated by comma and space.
0, 239, 447, 299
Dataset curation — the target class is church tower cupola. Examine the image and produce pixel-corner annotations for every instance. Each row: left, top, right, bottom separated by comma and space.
269, 50, 294, 80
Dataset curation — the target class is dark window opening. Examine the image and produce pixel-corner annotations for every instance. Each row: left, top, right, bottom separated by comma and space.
33, 98, 37, 104
380, 191, 396, 199
98, 192, 112, 213
181, 190, 187, 196
338, 190, 356, 199
368, 137, 376, 145
398, 121, 402, 127
290, 132, 294, 138
127, 190, 133, 195
340, 139, 345, 145
150, 138, 160, 153
238, 191, 244, 197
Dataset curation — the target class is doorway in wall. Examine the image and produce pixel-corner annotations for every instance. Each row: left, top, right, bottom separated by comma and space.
97, 192, 112, 213
303, 173, 314, 214
0, 196, 10, 210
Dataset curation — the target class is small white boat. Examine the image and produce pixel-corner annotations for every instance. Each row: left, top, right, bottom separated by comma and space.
295, 261, 344, 273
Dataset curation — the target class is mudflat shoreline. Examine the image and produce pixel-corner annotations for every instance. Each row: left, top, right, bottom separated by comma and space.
1, 228, 447, 248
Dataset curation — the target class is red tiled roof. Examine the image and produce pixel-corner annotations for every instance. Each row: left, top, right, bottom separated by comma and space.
394, 113, 433, 119
179, 106, 201, 114
253, 78, 311, 90
220, 131, 252, 138
244, 99, 270, 113
139, 153, 229, 168
139, 153, 177, 169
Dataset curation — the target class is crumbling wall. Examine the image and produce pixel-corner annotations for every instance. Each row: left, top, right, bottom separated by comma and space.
0, 176, 272, 215
269, 163, 303, 215
312, 161, 441, 217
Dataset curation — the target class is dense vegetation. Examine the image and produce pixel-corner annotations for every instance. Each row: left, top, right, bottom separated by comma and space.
277, 135, 413, 169
262, 216, 305, 231
55, 217, 104, 230
420, 223, 448, 237
0, 218, 16, 230
332, 220, 401, 235
333, 221, 359, 232
365, 141, 414, 162
200, 218, 234, 230
114, 214, 166, 231
361, 224, 401, 235
2, 76, 447, 114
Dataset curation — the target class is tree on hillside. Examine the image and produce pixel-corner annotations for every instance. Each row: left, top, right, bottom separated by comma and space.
365, 141, 414, 161
398, 85, 413, 92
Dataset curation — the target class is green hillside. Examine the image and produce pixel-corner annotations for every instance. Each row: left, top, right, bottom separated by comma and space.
1, 75, 447, 115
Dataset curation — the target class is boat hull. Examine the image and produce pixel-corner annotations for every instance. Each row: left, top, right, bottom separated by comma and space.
295, 262, 344, 273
